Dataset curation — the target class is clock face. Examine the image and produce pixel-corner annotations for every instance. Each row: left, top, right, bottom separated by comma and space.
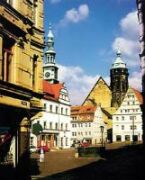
45, 72, 50, 78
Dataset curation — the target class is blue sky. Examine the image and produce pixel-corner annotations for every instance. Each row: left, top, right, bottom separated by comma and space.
44, 0, 141, 105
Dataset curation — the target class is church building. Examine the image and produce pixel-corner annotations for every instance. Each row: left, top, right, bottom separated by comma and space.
76, 49, 143, 143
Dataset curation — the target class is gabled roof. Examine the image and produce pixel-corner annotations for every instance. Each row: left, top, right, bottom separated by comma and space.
82, 76, 111, 105
43, 80, 64, 101
132, 88, 143, 104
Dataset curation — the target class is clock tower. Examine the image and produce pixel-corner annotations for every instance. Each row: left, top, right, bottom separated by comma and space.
43, 24, 59, 84
110, 49, 129, 107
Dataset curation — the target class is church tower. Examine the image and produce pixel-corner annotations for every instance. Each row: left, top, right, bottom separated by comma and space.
43, 24, 59, 84
110, 49, 129, 107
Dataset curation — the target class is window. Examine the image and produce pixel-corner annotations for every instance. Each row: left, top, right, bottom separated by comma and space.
50, 122, 52, 130
130, 116, 136, 121
61, 123, 63, 130
44, 103, 47, 109
56, 106, 58, 113
130, 125, 137, 130
116, 117, 119, 120
132, 101, 135, 105
55, 123, 58, 130
65, 108, 68, 115
116, 135, 121, 141
61, 107, 63, 114
44, 121, 46, 129
125, 135, 130, 141
72, 132, 76, 136
121, 125, 124, 130
65, 137, 68, 146
32, 54, 38, 87
122, 116, 124, 120
2, 42, 13, 82
50, 105, 53, 112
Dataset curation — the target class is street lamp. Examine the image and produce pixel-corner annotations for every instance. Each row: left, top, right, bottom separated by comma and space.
100, 126, 104, 147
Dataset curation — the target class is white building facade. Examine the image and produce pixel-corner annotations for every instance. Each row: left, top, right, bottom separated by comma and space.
31, 85, 71, 149
71, 105, 107, 145
30, 24, 71, 150
112, 88, 143, 142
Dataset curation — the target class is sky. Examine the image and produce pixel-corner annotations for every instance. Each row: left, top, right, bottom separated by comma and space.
44, 0, 141, 105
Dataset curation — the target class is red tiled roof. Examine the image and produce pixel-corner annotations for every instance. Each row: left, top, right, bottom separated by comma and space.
71, 105, 97, 122
71, 105, 97, 115
50, 83, 64, 99
132, 88, 143, 104
43, 80, 63, 100
43, 80, 54, 97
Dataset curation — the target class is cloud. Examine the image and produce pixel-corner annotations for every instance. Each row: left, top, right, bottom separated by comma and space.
59, 4, 89, 26
129, 71, 142, 91
50, 0, 61, 4
112, 10, 142, 91
112, 11, 140, 68
58, 64, 109, 105
58, 64, 142, 105
120, 11, 139, 40
112, 37, 140, 67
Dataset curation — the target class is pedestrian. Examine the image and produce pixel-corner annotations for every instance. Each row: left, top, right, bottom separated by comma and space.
39, 148, 44, 162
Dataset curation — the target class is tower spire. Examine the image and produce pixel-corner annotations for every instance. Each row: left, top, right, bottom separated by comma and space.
47, 23, 55, 54
43, 24, 59, 84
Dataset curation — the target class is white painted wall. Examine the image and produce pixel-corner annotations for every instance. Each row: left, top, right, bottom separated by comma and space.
71, 106, 107, 145
112, 88, 143, 142
31, 98, 71, 149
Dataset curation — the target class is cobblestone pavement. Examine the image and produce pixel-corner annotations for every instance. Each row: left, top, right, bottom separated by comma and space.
31, 143, 144, 180
31, 148, 101, 179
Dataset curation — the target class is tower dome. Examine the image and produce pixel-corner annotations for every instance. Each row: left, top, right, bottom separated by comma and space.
112, 49, 126, 69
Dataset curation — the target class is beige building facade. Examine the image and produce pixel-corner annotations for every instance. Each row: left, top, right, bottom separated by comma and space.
0, 0, 44, 178
83, 77, 112, 108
